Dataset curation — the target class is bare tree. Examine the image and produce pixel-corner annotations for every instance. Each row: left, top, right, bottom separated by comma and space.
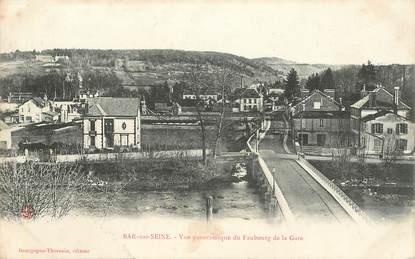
185, 64, 209, 165
211, 68, 235, 158
381, 135, 400, 181
0, 162, 88, 220
331, 148, 352, 180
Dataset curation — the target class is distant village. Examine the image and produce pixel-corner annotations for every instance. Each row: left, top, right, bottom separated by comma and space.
0, 53, 413, 162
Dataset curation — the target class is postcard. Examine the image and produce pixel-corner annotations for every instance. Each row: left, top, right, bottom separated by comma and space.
0, 0, 414, 258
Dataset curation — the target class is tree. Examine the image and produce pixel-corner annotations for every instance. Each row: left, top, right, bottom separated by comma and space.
305, 73, 320, 91
331, 148, 352, 180
380, 135, 400, 181
185, 64, 209, 165
172, 82, 185, 104
284, 68, 300, 101
320, 68, 335, 90
0, 162, 88, 220
356, 60, 377, 91
211, 68, 236, 158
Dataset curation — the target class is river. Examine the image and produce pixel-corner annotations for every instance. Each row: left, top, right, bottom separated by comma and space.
75, 164, 281, 222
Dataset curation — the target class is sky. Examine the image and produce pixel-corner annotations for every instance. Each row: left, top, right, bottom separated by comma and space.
0, 0, 414, 64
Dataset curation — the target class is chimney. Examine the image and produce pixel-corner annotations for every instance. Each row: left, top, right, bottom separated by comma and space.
394, 86, 399, 106
369, 92, 376, 107
394, 86, 399, 114
300, 89, 309, 98
140, 97, 147, 113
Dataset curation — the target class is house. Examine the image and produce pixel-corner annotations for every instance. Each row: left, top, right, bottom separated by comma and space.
360, 111, 414, 155
230, 87, 264, 112
350, 86, 411, 146
265, 89, 285, 111
79, 89, 101, 100
182, 91, 197, 100
7, 92, 33, 103
35, 55, 54, 63
17, 96, 55, 123
54, 55, 69, 62
51, 101, 84, 123
290, 89, 351, 147
83, 97, 141, 150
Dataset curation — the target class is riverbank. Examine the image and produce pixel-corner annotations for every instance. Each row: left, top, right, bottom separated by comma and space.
310, 160, 415, 222
87, 158, 239, 191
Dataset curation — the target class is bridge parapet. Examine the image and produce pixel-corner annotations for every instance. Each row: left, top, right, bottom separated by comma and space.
296, 156, 372, 225
247, 131, 295, 223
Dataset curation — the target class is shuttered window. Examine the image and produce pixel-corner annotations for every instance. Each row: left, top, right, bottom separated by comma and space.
396, 123, 408, 134
371, 123, 383, 134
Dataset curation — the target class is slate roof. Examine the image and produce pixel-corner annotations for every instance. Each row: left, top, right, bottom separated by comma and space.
351, 87, 411, 110
86, 97, 140, 117
230, 88, 261, 100
361, 110, 408, 123
30, 97, 47, 108
292, 90, 340, 111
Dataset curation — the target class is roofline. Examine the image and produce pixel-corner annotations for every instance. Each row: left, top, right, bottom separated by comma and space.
294, 89, 340, 109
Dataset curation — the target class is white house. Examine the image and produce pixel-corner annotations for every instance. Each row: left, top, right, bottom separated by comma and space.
182, 92, 218, 101
51, 100, 83, 123
231, 87, 263, 112
350, 85, 411, 147
18, 96, 56, 123
360, 111, 414, 155
83, 97, 141, 150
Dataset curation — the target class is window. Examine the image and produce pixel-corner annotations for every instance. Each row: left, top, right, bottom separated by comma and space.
25, 116, 32, 122
90, 136, 96, 147
319, 119, 324, 127
313, 102, 321, 109
371, 123, 383, 134
373, 138, 382, 152
396, 139, 407, 151
387, 128, 393, 134
90, 119, 95, 131
396, 123, 408, 134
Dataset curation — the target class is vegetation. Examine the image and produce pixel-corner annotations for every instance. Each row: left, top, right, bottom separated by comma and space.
284, 68, 300, 100
0, 162, 88, 220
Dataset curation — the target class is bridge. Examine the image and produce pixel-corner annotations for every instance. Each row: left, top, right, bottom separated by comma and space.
248, 112, 371, 225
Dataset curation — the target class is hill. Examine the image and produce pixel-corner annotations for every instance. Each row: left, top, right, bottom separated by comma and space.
0, 49, 288, 96
252, 57, 344, 79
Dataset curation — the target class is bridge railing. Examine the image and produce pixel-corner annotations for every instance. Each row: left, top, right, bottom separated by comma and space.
297, 156, 372, 225
247, 127, 295, 223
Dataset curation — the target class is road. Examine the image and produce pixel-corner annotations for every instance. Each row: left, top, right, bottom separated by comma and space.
259, 116, 353, 223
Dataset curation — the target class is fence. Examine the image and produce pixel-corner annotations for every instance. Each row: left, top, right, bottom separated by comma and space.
296, 156, 372, 225
0, 149, 211, 164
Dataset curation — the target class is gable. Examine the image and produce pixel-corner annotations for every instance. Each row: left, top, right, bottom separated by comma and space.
293, 90, 340, 113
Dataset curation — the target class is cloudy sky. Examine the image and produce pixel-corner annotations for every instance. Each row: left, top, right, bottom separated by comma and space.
0, 0, 414, 64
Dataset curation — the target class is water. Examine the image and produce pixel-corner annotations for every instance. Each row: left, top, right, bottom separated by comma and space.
75, 164, 277, 221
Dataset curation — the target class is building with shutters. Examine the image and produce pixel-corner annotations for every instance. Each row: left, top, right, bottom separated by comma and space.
350, 85, 412, 150
230, 87, 264, 112
290, 89, 351, 147
360, 111, 414, 155
82, 97, 141, 150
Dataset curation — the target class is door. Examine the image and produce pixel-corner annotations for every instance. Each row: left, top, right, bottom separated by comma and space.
104, 119, 114, 148
317, 134, 326, 146
299, 134, 308, 145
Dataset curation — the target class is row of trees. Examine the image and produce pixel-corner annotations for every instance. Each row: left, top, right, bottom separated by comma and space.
305, 68, 335, 91
0, 69, 122, 100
